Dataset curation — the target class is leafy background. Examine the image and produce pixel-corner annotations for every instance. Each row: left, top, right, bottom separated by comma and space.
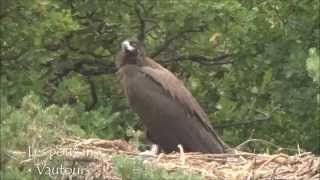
1, 0, 319, 179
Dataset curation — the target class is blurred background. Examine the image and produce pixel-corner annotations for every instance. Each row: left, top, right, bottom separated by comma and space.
1, 0, 319, 178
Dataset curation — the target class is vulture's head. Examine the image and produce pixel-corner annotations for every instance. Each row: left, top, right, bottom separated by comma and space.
116, 39, 146, 69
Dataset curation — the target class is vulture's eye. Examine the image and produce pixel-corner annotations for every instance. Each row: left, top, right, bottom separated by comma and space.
129, 41, 137, 47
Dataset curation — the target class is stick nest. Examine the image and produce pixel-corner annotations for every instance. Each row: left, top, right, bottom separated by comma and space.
20, 138, 320, 180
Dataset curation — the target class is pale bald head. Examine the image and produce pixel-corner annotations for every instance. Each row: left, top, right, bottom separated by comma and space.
121, 40, 135, 52
116, 39, 146, 68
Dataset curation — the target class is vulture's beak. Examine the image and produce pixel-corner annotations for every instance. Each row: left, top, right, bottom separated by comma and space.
121, 40, 135, 53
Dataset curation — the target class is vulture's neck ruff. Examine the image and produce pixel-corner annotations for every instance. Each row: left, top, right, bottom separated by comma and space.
117, 40, 145, 68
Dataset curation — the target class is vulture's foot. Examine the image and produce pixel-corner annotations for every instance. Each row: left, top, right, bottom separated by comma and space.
138, 144, 159, 157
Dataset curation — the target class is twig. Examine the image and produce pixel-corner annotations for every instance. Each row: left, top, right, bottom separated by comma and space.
86, 77, 98, 111
236, 139, 301, 153
164, 54, 233, 65
257, 154, 289, 170
150, 26, 206, 58
135, 0, 146, 42
213, 116, 270, 129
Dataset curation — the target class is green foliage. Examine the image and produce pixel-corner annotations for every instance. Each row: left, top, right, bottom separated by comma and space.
112, 155, 202, 180
0, 92, 138, 179
0, 93, 85, 177
78, 106, 135, 139
306, 48, 320, 83
1, 93, 86, 148
1, 0, 319, 178
0, 167, 34, 180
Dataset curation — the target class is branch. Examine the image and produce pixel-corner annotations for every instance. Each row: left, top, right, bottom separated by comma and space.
135, 1, 146, 42
61, 32, 114, 59
213, 112, 272, 129
150, 26, 207, 58
72, 59, 116, 75
86, 77, 98, 111
75, 67, 116, 76
43, 66, 73, 105
266, 2, 287, 27
42, 58, 115, 105
167, 54, 233, 65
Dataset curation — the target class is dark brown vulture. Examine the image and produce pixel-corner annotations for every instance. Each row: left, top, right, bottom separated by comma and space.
116, 39, 231, 154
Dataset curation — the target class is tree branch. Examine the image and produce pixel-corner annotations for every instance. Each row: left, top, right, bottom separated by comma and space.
86, 77, 98, 111
42, 58, 115, 105
162, 53, 233, 65
72, 59, 116, 75
135, 0, 146, 42
213, 109, 274, 129
150, 26, 207, 58
213, 116, 271, 129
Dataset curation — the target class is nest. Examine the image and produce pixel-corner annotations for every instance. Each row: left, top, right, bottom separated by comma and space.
20, 138, 320, 180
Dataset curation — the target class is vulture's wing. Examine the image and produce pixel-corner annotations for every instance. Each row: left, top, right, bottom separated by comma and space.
142, 58, 227, 148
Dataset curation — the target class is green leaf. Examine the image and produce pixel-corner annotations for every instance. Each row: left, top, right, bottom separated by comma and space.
306, 48, 320, 83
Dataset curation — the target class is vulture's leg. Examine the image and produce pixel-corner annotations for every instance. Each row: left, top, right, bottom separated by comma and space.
139, 144, 160, 157
150, 144, 160, 154
139, 130, 161, 156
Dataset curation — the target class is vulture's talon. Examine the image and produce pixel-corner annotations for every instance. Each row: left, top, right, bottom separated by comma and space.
138, 144, 159, 157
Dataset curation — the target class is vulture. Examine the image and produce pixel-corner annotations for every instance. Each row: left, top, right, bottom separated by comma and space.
116, 39, 231, 154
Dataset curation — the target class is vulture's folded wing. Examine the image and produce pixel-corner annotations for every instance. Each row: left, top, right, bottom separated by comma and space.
142, 58, 228, 148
